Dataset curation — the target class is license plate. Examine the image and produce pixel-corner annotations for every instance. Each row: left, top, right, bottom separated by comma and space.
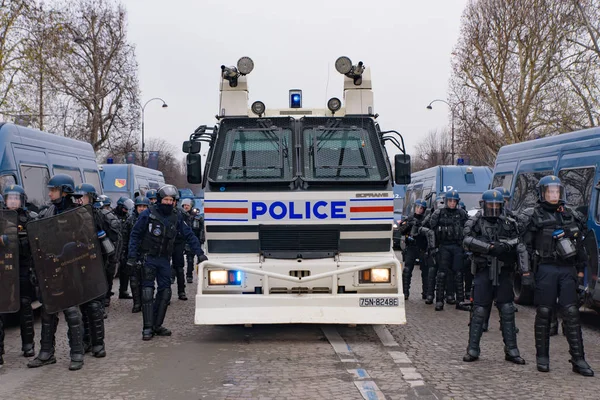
359, 297, 399, 307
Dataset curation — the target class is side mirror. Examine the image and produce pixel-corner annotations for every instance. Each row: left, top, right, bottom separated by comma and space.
187, 153, 202, 184
182, 141, 201, 154
394, 154, 411, 184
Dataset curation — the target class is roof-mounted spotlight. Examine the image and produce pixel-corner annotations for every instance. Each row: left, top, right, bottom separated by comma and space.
221, 56, 254, 87
327, 97, 341, 114
334, 56, 365, 86
251, 101, 265, 116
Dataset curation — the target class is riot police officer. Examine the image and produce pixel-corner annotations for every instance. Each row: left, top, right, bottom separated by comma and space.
3, 185, 37, 359
429, 191, 469, 311
398, 199, 429, 300
187, 207, 205, 283
180, 199, 198, 284
96, 198, 122, 309
127, 185, 206, 341
462, 190, 525, 364
171, 200, 190, 300
115, 196, 134, 300
28, 174, 86, 371
123, 196, 150, 313
146, 189, 158, 204
522, 176, 594, 376
73, 183, 108, 358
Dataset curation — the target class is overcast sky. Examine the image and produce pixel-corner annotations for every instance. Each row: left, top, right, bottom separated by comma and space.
121, 0, 469, 160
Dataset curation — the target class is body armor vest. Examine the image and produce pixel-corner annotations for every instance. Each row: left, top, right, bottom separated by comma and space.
140, 205, 178, 257
531, 207, 579, 262
435, 209, 465, 245
472, 215, 518, 265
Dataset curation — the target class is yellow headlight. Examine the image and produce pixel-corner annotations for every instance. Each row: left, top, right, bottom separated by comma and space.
370, 268, 391, 283
208, 270, 228, 285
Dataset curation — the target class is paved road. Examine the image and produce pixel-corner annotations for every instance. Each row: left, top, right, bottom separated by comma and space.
1, 252, 599, 399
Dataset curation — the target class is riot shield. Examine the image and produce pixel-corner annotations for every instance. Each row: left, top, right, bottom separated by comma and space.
0, 210, 20, 313
27, 205, 107, 314
583, 229, 600, 304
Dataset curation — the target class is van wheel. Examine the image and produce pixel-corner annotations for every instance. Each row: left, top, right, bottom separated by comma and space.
513, 274, 534, 305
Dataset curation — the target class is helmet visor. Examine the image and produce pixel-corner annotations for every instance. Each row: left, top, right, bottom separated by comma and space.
483, 201, 503, 218
540, 183, 565, 204
5, 193, 21, 208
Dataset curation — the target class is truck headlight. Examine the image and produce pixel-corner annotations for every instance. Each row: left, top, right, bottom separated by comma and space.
208, 270, 243, 285
359, 268, 391, 283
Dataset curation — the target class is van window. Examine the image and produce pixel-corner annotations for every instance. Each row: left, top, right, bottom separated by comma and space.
403, 185, 423, 215
558, 167, 594, 216
54, 167, 82, 185
20, 165, 50, 207
84, 170, 102, 193
491, 173, 513, 191
512, 171, 553, 212
0, 175, 17, 194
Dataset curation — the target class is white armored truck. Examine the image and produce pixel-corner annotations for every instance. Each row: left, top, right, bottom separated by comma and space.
183, 56, 411, 325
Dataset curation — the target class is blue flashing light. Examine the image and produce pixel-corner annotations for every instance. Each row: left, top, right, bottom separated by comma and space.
107, 157, 114, 164
289, 90, 302, 108
457, 158, 465, 165
228, 270, 243, 285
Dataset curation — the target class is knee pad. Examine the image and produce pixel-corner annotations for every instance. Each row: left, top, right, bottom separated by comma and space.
64, 307, 82, 325
563, 304, 579, 319
20, 296, 32, 309
498, 302, 515, 315
436, 272, 446, 282
159, 288, 172, 301
536, 306, 552, 320
472, 306, 487, 318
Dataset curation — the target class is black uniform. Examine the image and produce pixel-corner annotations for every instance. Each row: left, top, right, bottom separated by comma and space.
523, 204, 594, 375
398, 213, 429, 300
114, 206, 131, 298
185, 213, 204, 282
101, 208, 122, 307
429, 207, 469, 310
17, 209, 37, 357
462, 211, 525, 364
123, 210, 143, 312
171, 208, 187, 299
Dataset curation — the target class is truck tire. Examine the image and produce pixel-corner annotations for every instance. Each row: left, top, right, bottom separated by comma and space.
513, 273, 534, 305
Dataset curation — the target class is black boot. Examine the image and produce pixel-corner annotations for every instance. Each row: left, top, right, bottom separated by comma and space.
420, 263, 428, 299
82, 307, 92, 353
402, 267, 411, 301
435, 271, 446, 311
534, 306, 551, 372
20, 297, 35, 357
425, 265, 437, 304
563, 305, 594, 377
65, 307, 85, 371
28, 310, 58, 368
88, 300, 106, 358
176, 266, 186, 296
445, 271, 456, 304
130, 274, 142, 313
498, 303, 525, 364
463, 305, 486, 362
178, 292, 188, 301
455, 272, 469, 311
141, 287, 155, 340
154, 288, 172, 336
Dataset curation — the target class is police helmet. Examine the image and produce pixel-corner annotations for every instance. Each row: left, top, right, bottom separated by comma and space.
181, 198, 194, 207
157, 185, 179, 202
134, 196, 150, 206
493, 187, 511, 201
47, 174, 75, 194
118, 197, 135, 211
538, 175, 565, 205
480, 189, 504, 218
145, 189, 157, 200
95, 195, 111, 208
75, 183, 97, 196
444, 190, 460, 208
3, 184, 27, 209
117, 196, 130, 206
414, 199, 427, 213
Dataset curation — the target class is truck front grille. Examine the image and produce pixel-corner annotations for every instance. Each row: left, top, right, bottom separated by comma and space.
259, 225, 339, 254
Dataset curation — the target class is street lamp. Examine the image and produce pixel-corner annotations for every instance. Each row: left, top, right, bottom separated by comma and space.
426, 99, 459, 165
141, 98, 168, 165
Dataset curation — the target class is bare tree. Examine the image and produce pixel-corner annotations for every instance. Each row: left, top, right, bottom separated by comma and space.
413, 129, 452, 171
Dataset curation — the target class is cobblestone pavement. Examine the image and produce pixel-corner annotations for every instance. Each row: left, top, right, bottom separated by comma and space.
1, 256, 600, 399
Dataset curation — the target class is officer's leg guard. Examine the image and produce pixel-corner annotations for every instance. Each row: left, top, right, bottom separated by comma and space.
435, 271, 446, 311
402, 265, 412, 300
455, 272, 469, 311
483, 304, 492, 332
130, 272, 142, 313
446, 271, 456, 304
534, 306, 552, 372
550, 305, 559, 336
154, 288, 172, 337
176, 266, 187, 300
425, 265, 437, 304
498, 303, 525, 364
28, 309, 58, 368
420, 263, 429, 299
20, 297, 35, 357
88, 299, 106, 358
141, 286, 155, 341
186, 253, 195, 283
563, 305, 594, 377
64, 306, 84, 371
118, 261, 132, 299
463, 305, 487, 362
81, 305, 92, 353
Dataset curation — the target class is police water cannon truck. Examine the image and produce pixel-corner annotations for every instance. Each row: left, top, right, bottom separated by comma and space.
183, 56, 411, 325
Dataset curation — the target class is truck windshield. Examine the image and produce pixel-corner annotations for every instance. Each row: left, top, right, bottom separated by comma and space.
209, 123, 293, 183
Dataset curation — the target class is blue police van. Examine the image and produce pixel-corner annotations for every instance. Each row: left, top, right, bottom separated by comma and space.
492, 128, 600, 311
100, 163, 165, 205
0, 122, 102, 211
403, 165, 493, 216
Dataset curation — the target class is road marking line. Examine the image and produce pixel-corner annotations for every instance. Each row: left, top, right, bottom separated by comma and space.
372, 325, 399, 347
347, 368, 371, 379
354, 381, 387, 400
322, 326, 357, 362
388, 351, 412, 364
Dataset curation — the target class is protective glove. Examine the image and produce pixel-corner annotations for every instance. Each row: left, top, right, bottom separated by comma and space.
197, 254, 208, 263
490, 242, 509, 256
521, 273, 534, 287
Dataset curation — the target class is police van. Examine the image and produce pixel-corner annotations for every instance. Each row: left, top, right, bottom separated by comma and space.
183, 56, 411, 325
0, 122, 102, 211
403, 165, 493, 216
100, 163, 165, 205
492, 128, 600, 311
